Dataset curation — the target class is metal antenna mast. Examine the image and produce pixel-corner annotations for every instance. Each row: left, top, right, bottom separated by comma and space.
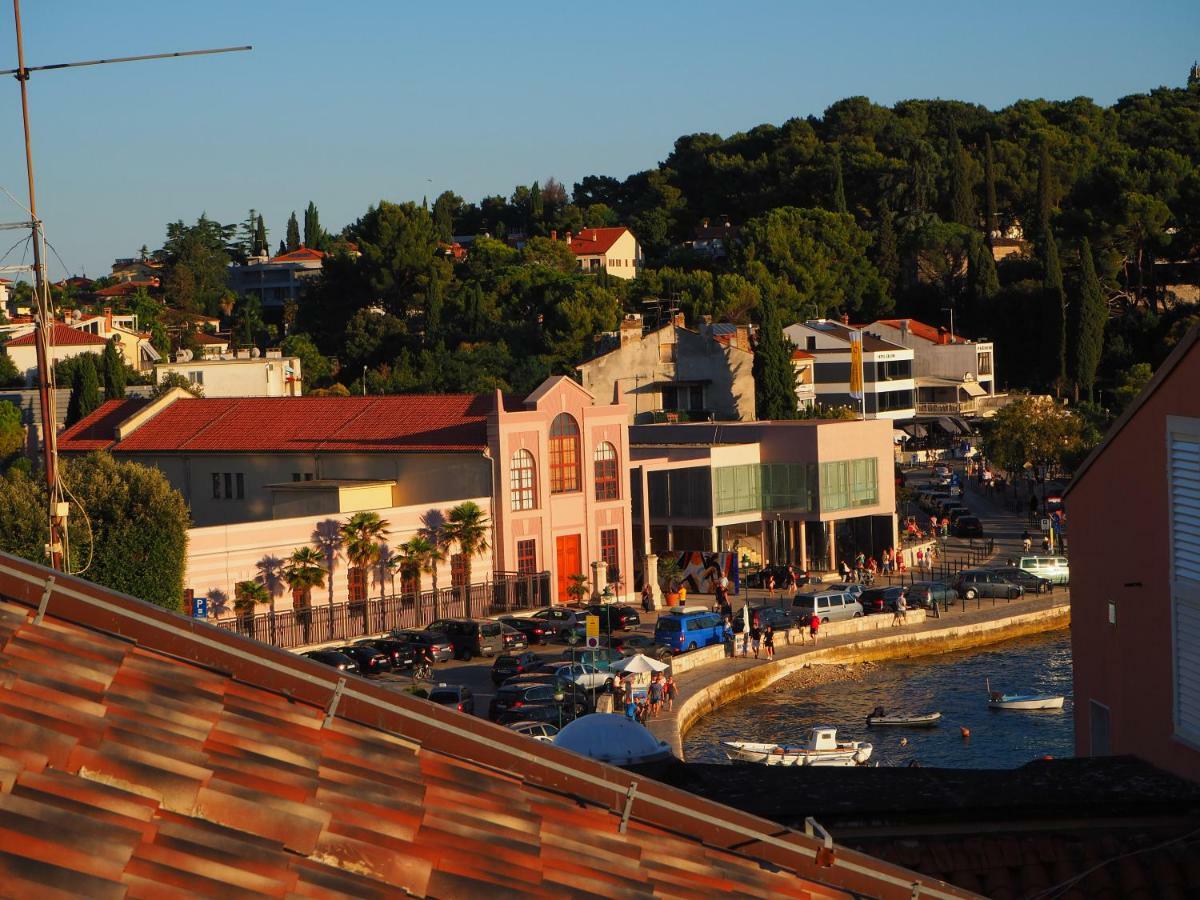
8, 0, 249, 571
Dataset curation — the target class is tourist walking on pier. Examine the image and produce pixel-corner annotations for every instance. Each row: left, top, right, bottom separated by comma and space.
664, 674, 677, 712
808, 612, 820, 643
648, 675, 664, 716
763, 624, 775, 660
750, 622, 762, 659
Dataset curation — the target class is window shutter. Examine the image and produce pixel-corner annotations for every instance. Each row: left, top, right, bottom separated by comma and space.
1170, 435, 1200, 584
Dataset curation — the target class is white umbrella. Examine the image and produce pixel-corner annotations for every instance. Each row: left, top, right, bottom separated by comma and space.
611, 653, 669, 674
742, 603, 750, 634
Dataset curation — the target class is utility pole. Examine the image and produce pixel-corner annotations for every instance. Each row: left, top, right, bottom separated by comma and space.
5, 0, 249, 571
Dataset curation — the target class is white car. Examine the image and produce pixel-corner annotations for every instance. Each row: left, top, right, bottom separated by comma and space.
826, 582, 864, 599
550, 661, 611, 691
506, 721, 559, 742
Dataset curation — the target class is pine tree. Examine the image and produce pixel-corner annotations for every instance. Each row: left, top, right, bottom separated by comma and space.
66, 357, 101, 426
752, 287, 798, 420
254, 214, 267, 257
303, 201, 323, 249
285, 212, 300, 252
1042, 231, 1067, 391
983, 133, 998, 246
832, 148, 848, 214
1075, 237, 1105, 401
948, 126, 975, 228
529, 181, 543, 233
874, 205, 900, 298
101, 339, 126, 399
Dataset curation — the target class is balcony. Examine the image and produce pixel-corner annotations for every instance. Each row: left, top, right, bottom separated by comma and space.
915, 393, 1011, 417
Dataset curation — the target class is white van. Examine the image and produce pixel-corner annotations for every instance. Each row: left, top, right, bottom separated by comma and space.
791, 590, 864, 623
1018, 556, 1070, 585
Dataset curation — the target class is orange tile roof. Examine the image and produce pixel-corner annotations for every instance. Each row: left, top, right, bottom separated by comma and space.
0, 552, 970, 898
5, 323, 108, 347
873, 318, 967, 345
93, 280, 160, 297
269, 246, 325, 263
569, 227, 629, 256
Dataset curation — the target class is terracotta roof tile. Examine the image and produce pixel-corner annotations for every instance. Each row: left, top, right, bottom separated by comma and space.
54, 398, 150, 452
270, 247, 325, 263
5, 323, 109, 347
569, 226, 630, 256
0, 558, 967, 899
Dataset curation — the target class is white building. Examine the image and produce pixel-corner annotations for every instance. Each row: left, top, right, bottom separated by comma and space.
154, 352, 302, 397
4, 323, 109, 385
782, 319, 915, 420
228, 247, 325, 309
567, 227, 643, 280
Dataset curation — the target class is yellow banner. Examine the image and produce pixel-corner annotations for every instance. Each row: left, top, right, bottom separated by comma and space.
849, 331, 864, 399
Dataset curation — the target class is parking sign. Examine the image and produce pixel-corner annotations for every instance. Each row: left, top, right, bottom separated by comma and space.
1040, 518, 1051, 531
585, 614, 600, 649
192, 594, 208, 619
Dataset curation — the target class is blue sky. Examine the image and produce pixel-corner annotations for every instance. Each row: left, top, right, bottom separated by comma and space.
0, 0, 1196, 279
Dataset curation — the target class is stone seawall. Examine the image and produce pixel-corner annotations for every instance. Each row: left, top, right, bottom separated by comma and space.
663, 601, 1070, 760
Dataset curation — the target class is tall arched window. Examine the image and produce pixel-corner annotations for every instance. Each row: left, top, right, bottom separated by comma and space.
594, 441, 619, 501
510, 449, 536, 511
549, 413, 581, 494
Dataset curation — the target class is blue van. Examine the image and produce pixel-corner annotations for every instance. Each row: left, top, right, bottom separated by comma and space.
654, 608, 725, 653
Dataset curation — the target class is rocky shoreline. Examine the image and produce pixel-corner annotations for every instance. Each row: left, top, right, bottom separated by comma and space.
768, 660, 880, 693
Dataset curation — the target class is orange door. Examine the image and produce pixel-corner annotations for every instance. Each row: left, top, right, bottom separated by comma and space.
555, 534, 582, 603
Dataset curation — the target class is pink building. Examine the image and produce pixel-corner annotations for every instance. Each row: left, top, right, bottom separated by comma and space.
58, 376, 634, 607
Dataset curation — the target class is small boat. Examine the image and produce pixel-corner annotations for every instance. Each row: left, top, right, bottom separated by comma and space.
866, 707, 942, 727
986, 677, 1064, 711
723, 727, 873, 767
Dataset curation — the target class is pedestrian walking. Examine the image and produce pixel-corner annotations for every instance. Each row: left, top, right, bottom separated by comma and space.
625, 697, 639, 722
612, 673, 624, 707
1022, 531, 1032, 553
649, 674, 664, 716
763, 624, 775, 660
765, 574, 776, 600
882, 547, 893, 576
915, 548, 924, 571
840, 560, 852, 582
750, 622, 762, 659
808, 612, 820, 644
1042, 535, 1051, 553
641, 581, 654, 612
787, 566, 799, 596
723, 616, 734, 656
664, 674, 677, 712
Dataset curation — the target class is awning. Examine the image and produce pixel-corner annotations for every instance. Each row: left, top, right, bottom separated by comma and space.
902, 423, 928, 438
893, 429, 908, 443
937, 416, 961, 435
951, 416, 974, 433
961, 381, 986, 398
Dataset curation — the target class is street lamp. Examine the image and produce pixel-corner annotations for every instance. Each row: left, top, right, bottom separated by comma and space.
553, 685, 565, 730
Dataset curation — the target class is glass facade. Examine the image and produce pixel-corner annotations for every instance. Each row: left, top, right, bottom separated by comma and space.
713, 463, 816, 516
820, 457, 879, 512
713, 464, 761, 516
648, 467, 713, 518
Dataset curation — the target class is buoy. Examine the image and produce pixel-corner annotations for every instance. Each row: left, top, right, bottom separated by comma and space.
1042, 755, 1054, 760
899, 737, 908, 747
960, 726, 971, 738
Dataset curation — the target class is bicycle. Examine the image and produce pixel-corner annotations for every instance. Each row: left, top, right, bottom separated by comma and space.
412, 662, 433, 683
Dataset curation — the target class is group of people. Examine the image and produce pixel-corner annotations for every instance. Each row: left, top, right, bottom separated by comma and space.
621, 671, 676, 723
1021, 530, 1053, 554
837, 548, 901, 584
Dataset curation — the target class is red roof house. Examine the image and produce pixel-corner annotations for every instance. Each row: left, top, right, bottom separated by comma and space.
565, 227, 643, 280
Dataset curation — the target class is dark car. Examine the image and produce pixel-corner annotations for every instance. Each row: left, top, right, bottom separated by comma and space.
988, 567, 1052, 594
953, 515, 984, 538
490, 681, 590, 721
607, 633, 673, 660
354, 638, 415, 670
491, 651, 541, 685
425, 618, 505, 659
389, 629, 454, 663
904, 581, 957, 610
498, 615, 551, 645
527, 607, 586, 642
495, 701, 586, 728
585, 604, 642, 632
499, 623, 530, 652
955, 569, 1022, 600
427, 683, 475, 715
301, 649, 359, 674
334, 645, 391, 675
732, 605, 801, 633
859, 586, 908, 614
743, 565, 794, 589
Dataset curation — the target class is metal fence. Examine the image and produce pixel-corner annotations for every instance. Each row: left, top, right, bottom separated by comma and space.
214, 571, 551, 650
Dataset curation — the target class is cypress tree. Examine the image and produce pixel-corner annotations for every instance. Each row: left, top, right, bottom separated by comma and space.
285, 212, 300, 252
1042, 231, 1067, 391
277, 239, 287, 257
970, 235, 999, 301
752, 287, 798, 420
1036, 141, 1053, 247
66, 356, 101, 426
529, 181, 543, 232
832, 149, 848, 214
303, 201, 323, 248
874, 205, 900, 298
983, 133, 998, 246
948, 126, 975, 228
1075, 237, 1105, 401
253, 214, 267, 257
101, 339, 126, 399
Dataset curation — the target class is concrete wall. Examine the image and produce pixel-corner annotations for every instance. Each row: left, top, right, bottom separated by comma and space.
1068, 342, 1200, 783
155, 357, 302, 397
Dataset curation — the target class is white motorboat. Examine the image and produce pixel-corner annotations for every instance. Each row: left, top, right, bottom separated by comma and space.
723, 727, 873, 767
866, 707, 942, 727
986, 677, 1064, 710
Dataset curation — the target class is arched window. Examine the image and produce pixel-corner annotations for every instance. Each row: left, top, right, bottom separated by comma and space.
594, 441, 619, 501
510, 449, 536, 511
549, 413, 581, 494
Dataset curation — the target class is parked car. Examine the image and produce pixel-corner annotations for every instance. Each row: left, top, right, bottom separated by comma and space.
353, 638, 415, 670
955, 570, 1022, 600
490, 681, 589, 721
499, 623, 530, 652
654, 608, 725, 653
335, 645, 391, 675
857, 586, 907, 615
606, 633, 673, 660
389, 629, 454, 663
953, 516, 985, 538
948, 507, 974, 524
825, 582, 864, 599
988, 567, 1052, 594
505, 720, 559, 742
497, 615, 551, 645
544, 661, 612, 692
425, 618, 505, 659
427, 683, 475, 715
491, 651, 542, 685
1017, 555, 1070, 585
528, 607, 586, 642
495, 702, 585, 728
743, 565, 794, 589
732, 605, 801, 633
562, 647, 626, 671
932, 464, 951, 478
792, 590, 865, 622
904, 581, 957, 610
301, 649, 359, 674
584, 604, 642, 632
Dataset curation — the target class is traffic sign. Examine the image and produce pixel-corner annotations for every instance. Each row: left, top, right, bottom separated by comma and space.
192, 593, 208, 619
1040, 518, 1051, 531
585, 614, 600, 649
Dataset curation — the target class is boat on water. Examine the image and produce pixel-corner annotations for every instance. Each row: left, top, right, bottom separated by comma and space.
986, 677, 1064, 711
866, 707, 942, 727
723, 727, 873, 767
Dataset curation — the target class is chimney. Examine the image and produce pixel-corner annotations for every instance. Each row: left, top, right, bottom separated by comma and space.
550, 230, 557, 242
565, 231, 573, 244
701, 314, 713, 325
104, 307, 113, 332
840, 313, 850, 325
673, 312, 686, 328
735, 324, 751, 352
701, 218, 710, 229
619, 313, 643, 347
937, 326, 948, 345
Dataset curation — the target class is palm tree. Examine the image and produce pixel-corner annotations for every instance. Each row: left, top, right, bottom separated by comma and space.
388, 535, 442, 604
339, 511, 390, 634
234, 579, 269, 639
311, 519, 343, 637
283, 547, 326, 645
419, 509, 453, 619
445, 501, 491, 618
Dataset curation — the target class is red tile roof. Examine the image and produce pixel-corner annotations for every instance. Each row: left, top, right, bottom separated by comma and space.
190, 332, 228, 345
873, 318, 967, 345
93, 280, 159, 297
56, 398, 152, 451
58, 394, 495, 455
0, 551, 966, 898
791, 349, 815, 360
269, 246, 325, 263
5, 323, 108, 347
569, 227, 629, 256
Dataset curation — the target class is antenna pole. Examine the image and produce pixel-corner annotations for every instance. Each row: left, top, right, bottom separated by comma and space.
13, 0, 64, 570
